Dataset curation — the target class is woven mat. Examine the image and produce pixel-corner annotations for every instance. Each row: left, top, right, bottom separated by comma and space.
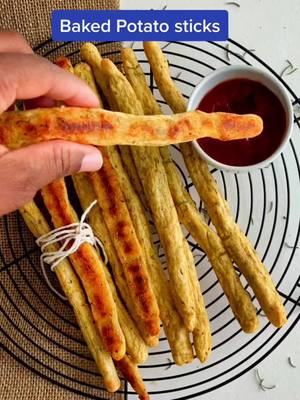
0, 1, 123, 399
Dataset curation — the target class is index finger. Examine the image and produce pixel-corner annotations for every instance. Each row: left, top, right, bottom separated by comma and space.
0, 53, 100, 112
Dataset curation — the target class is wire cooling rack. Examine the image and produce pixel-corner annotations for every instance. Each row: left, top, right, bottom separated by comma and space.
0, 39, 299, 400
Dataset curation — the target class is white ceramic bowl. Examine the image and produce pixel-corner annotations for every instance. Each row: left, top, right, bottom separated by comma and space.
188, 65, 293, 172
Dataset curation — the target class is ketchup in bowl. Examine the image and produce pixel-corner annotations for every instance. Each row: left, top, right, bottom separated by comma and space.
197, 78, 286, 166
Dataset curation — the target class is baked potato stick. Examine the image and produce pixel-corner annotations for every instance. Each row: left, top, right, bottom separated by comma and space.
89, 151, 160, 343
0, 106, 263, 150
182, 146, 287, 327
1, 49, 262, 149
74, 50, 155, 347
72, 173, 129, 303
144, 41, 287, 328
54, 56, 74, 73
143, 42, 186, 114
51, 56, 146, 397
72, 173, 148, 364
122, 48, 259, 332
107, 146, 194, 365
184, 241, 212, 362
160, 147, 260, 333
115, 356, 149, 400
41, 179, 126, 360
122, 50, 215, 357
97, 57, 191, 356
101, 57, 196, 332
19, 201, 120, 392
122, 47, 162, 116
118, 145, 148, 209
74, 62, 103, 106
73, 54, 131, 309
80, 42, 117, 108
103, 257, 148, 364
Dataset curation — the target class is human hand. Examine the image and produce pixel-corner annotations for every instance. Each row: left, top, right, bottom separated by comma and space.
0, 32, 102, 216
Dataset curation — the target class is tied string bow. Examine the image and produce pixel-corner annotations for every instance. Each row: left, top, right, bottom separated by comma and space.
36, 200, 107, 300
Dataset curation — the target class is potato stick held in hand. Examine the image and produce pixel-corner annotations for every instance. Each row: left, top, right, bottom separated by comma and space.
89, 151, 160, 344
0, 106, 263, 150
107, 145, 194, 365
19, 201, 120, 392
41, 179, 126, 360
123, 47, 259, 333
144, 41, 287, 328
102, 57, 196, 332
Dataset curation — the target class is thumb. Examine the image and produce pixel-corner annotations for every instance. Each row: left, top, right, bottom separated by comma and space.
0, 140, 102, 215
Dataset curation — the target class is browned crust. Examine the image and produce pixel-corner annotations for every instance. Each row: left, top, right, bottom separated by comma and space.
115, 356, 150, 400
106, 146, 194, 365
19, 200, 121, 392
89, 149, 160, 340
54, 56, 74, 72
0, 107, 263, 150
41, 179, 126, 360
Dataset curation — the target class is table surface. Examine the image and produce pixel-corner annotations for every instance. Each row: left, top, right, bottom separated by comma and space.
121, 1, 300, 399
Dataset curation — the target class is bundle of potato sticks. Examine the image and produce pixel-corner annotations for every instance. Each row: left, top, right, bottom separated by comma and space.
18, 41, 287, 400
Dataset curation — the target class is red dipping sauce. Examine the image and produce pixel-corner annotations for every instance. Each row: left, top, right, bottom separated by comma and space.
197, 78, 286, 166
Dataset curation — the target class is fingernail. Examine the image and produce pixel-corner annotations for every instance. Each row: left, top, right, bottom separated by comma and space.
80, 149, 103, 172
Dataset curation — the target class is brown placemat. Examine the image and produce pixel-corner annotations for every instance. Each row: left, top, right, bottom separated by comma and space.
0, 1, 124, 399
0, 0, 119, 48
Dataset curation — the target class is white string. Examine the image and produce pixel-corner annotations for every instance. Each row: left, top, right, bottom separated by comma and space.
36, 200, 108, 300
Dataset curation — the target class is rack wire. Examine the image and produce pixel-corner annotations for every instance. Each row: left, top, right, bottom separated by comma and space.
0, 39, 299, 400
